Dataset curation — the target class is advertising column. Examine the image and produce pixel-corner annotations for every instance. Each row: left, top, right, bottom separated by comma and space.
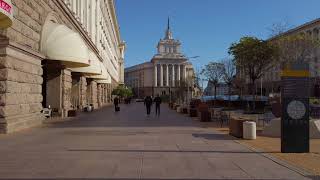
281, 61, 310, 153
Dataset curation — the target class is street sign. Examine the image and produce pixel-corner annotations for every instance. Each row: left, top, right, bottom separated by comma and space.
281, 61, 310, 153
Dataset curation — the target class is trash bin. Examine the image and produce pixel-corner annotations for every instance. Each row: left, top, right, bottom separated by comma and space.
243, 121, 256, 140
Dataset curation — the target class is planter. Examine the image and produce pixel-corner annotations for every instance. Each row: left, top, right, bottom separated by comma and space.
169, 103, 174, 109
189, 108, 198, 117
198, 103, 209, 112
200, 111, 211, 122
182, 107, 188, 114
68, 110, 77, 117
229, 118, 254, 138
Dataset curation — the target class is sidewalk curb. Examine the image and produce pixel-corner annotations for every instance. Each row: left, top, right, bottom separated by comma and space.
235, 139, 319, 179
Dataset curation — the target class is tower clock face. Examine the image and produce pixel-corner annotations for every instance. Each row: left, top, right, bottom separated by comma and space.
287, 100, 306, 120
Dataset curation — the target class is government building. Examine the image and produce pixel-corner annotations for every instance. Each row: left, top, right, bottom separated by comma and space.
236, 18, 320, 98
125, 19, 195, 102
0, 0, 125, 133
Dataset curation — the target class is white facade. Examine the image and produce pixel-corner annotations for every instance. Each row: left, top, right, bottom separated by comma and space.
125, 19, 195, 98
63, 0, 125, 83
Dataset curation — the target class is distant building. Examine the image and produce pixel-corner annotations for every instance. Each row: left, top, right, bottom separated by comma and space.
125, 19, 194, 101
204, 82, 230, 96
236, 18, 320, 97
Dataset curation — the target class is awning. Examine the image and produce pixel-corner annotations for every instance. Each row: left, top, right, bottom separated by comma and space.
89, 62, 111, 83
69, 51, 102, 75
41, 21, 89, 67
0, 0, 13, 28
96, 79, 111, 84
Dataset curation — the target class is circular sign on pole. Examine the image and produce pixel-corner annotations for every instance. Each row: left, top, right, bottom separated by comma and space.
287, 100, 306, 120
0, 0, 13, 29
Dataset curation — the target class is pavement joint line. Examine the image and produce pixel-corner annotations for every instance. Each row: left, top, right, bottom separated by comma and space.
138, 151, 144, 179
234, 139, 315, 178
231, 160, 254, 179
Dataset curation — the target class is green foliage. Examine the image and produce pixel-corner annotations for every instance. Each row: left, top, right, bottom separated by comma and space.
229, 36, 278, 111
228, 36, 277, 83
112, 86, 133, 98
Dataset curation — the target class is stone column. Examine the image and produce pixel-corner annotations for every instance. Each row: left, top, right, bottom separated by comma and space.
178, 64, 181, 86
160, 64, 163, 87
183, 65, 187, 81
79, 76, 87, 109
154, 64, 157, 87
61, 69, 72, 118
172, 64, 175, 87
90, 81, 98, 109
166, 64, 169, 86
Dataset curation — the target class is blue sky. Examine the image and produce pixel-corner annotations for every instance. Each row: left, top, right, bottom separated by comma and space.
116, 0, 320, 70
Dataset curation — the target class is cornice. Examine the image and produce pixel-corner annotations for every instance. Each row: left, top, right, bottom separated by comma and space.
108, 0, 122, 44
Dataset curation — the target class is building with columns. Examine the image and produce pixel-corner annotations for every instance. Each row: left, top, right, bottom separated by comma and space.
125, 19, 194, 101
0, 0, 125, 133
236, 18, 320, 97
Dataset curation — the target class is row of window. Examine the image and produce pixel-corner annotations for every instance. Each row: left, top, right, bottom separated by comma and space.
63, 0, 120, 78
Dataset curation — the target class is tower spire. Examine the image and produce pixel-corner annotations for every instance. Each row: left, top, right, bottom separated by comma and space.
165, 17, 173, 40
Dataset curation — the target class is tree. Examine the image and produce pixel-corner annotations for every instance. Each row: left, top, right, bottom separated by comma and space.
267, 21, 292, 38
201, 62, 224, 105
221, 58, 236, 102
112, 86, 133, 98
228, 36, 278, 111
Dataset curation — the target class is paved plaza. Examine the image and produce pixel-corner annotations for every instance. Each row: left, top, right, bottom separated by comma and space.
0, 103, 313, 179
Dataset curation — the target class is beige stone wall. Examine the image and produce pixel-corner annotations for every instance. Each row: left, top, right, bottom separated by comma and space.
0, 0, 122, 133
0, 41, 44, 133
97, 84, 102, 107
88, 81, 98, 109
60, 69, 72, 117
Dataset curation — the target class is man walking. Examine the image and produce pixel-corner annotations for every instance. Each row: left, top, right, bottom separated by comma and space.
113, 96, 119, 112
144, 96, 153, 116
154, 95, 162, 116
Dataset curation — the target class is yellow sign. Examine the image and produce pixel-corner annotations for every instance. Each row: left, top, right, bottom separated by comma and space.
281, 70, 310, 77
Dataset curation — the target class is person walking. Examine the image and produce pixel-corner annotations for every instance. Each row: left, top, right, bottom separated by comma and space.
144, 96, 153, 116
113, 96, 119, 112
154, 95, 162, 116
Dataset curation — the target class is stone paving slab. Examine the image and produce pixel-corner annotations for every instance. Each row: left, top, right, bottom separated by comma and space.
0, 103, 313, 179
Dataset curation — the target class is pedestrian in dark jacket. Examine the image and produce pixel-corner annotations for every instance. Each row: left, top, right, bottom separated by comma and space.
144, 96, 153, 115
114, 96, 119, 112
154, 95, 162, 116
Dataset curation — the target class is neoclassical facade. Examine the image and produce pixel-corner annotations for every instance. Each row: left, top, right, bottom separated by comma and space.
0, 0, 125, 133
125, 20, 194, 100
